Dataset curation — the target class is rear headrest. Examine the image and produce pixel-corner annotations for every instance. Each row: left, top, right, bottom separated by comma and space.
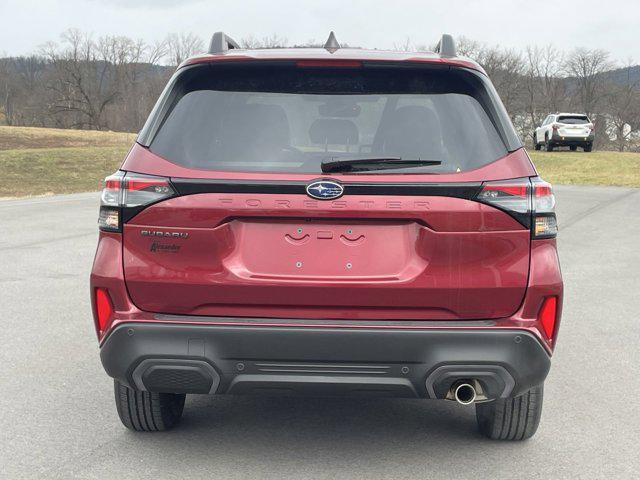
222, 104, 290, 150
309, 119, 359, 145
380, 106, 444, 159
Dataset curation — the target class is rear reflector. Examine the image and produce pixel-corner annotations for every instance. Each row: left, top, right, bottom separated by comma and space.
95, 288, 114, 334
538, 296, 558, 339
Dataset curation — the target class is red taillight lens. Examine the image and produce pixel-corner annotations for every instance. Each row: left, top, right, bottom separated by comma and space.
98, 172, 175, 232
122, 175, 175, 207
95, 288, 114, 334
476, 179, 530, 223
538, 296, 558, 339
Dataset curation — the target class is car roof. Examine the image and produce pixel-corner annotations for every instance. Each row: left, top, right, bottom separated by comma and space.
554, 113, 589, 117
180, 47, 486, 74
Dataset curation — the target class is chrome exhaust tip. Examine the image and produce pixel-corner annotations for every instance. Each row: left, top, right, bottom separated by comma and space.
453, 382, 477, 405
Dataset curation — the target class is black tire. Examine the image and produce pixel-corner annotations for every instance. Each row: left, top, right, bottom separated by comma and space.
584, 143, 593, 152
114, 379, 186, 431
570, 145, 577, 151
533, 134, 541, 150
475, 384, 543, 440
545, 136, 554, 152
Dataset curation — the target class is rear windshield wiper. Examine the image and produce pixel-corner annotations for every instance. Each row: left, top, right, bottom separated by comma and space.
321, 156, 442, 173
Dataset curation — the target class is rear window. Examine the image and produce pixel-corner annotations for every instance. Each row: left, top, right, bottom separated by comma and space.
142, 63, 520, 174
557, 115, 590, 125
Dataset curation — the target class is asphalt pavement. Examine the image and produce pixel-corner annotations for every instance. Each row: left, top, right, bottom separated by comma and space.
1, 185, 639, 479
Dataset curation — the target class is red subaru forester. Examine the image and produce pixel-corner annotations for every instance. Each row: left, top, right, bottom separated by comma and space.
91, 32, 562, 440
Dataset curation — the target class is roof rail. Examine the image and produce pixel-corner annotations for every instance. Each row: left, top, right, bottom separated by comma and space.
208, 32, 240, 55
434, 34, 456, 58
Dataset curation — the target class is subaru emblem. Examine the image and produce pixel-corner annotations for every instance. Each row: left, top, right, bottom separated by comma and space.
306, 180, 344, 200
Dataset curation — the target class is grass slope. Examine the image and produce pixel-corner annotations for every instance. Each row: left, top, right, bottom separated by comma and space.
0, 126, 134, 197
0, 126, 135, 150
0, 146, 131, 197
529, 150, 640, 187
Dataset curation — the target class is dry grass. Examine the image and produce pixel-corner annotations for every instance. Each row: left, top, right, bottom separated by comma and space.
529, 150, 640, 188
0, 126, 135, 150
0, 126, 135, 197
0, 146, 131, 197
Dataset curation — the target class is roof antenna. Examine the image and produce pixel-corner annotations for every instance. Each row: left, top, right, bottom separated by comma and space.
324, 31, 340, 54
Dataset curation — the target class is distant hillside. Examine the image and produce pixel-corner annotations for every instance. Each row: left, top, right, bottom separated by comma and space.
601, 65, 640, 87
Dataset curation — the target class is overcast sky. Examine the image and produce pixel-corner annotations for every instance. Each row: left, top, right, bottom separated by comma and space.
1, 0, 639, 63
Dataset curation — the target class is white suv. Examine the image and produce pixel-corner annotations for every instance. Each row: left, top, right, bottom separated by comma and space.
533, 113, 594, 152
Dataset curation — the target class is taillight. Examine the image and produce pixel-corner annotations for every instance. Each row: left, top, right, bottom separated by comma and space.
476, 179, 531, 227
98, 171, 175, 232
476, 177, 557, 239
94, 287, 114, 335
538, 296, 558, 339
123, 176, 175, 207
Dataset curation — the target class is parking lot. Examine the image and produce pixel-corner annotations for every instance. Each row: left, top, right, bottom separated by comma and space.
1, 185, 639, 479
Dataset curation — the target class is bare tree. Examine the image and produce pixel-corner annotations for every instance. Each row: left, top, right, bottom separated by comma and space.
522, 45, 566, 142
604, 63, 640, 151
147, 39, 168, 66
565, 48, 613, 117
41, 29, 118, 129
241, 34, 288, 49
472, 45, 526, 133
0, 57, 15, 125
38, 29, 173, 130
165, 32, 204, 65
454, 36, 484, 58
393, 37, 413, 52
0, 30, 177, 131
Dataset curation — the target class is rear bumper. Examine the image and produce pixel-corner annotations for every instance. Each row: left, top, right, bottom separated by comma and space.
551, 132, 594, 145
100, 322, 550, 400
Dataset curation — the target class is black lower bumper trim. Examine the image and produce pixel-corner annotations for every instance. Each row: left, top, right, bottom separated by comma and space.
100, 322, 550, 399
551, 133, 594, 145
